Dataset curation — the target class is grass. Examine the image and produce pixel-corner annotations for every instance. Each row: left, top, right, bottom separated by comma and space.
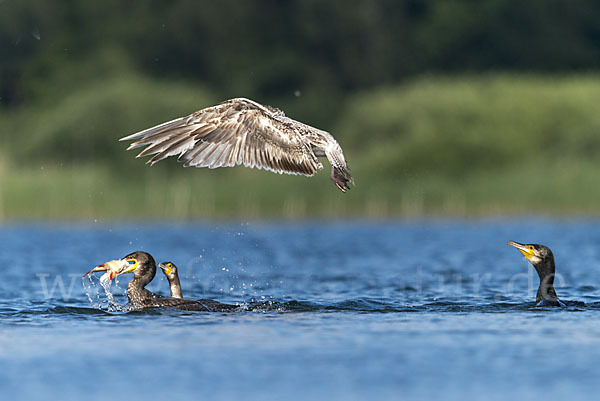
2, 161, 600, 220
2, 73, 600, 220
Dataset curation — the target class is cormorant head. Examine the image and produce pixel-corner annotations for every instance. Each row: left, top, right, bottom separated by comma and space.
84, 251, 157, 284
507, 241, 553, 265
83, 251, 156, 282
118, 251, 157, 280
507, 241, 555, 279
159, 261, 178, 280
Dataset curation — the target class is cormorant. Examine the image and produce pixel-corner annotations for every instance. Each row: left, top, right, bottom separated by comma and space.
91, 251, 238, 311
507, 241, 583, 307
158, 261, 237, 311
119, 98, 354, 192
159, 262, 182, 298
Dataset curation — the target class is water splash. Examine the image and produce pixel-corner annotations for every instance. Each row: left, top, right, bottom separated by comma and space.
82, 275, 102, 308
99, 274, 124, 311
82, 274, 129, 312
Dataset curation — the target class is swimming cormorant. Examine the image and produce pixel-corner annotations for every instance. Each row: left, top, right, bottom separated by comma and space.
119, 98, 354, 192
159, 262, 182, 299
158, 261, 238, 311
507, 241, 583, 307
92, 251, 237, 311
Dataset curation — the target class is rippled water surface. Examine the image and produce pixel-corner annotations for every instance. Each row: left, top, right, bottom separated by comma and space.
2, 220, 600, 401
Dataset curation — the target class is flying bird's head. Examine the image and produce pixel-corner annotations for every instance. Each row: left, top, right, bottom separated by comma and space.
331, 165, 354, 193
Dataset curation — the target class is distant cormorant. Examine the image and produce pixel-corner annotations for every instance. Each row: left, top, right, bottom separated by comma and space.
508, 241, 584, 307
119, 98, 354, 192
158, 261, 236, 311
159, 262, 182, 299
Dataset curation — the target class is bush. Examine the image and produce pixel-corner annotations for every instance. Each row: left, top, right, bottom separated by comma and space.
6, 73, 215, 171
336, 74, 600, 178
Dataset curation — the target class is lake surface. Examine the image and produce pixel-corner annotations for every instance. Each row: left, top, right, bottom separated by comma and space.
2, 220, 600, 401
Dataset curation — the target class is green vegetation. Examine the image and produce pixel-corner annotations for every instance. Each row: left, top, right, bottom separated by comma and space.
3, 2, 600, 219
2, 74, 600, 219
4, 1, 600, 109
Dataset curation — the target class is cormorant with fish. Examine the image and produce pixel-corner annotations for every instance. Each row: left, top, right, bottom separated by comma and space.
89, 251, 238, 311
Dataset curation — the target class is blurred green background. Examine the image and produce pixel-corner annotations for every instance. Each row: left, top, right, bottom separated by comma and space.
2, 0, 600, 220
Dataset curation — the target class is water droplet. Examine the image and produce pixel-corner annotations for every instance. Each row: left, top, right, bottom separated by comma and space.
294, 90, 301, 97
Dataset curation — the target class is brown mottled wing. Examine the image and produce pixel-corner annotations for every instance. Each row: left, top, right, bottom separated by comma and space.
120, 99, 323, 177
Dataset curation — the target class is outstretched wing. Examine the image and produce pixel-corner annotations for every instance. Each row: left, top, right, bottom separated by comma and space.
120, 98, 323, 176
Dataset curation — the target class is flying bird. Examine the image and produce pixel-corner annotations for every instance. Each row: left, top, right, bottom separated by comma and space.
120, 98, 354, 192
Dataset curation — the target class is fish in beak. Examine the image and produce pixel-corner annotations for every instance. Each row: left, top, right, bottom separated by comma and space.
82, 259, 130, 281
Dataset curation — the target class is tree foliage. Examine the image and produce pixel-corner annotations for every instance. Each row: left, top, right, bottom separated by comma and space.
2, 0, 600, 109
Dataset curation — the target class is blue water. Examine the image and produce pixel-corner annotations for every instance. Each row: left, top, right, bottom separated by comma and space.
2, 220, 600, 401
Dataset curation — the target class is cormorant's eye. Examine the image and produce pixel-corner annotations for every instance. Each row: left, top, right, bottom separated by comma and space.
128, 259, 136, 265
528, 246, 534, 251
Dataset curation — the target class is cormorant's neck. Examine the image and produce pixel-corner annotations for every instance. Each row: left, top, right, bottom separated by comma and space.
169, 275, 183, 299
128, 270, 153, 290
127, 265, 156, 305
533, 257, 560, 304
